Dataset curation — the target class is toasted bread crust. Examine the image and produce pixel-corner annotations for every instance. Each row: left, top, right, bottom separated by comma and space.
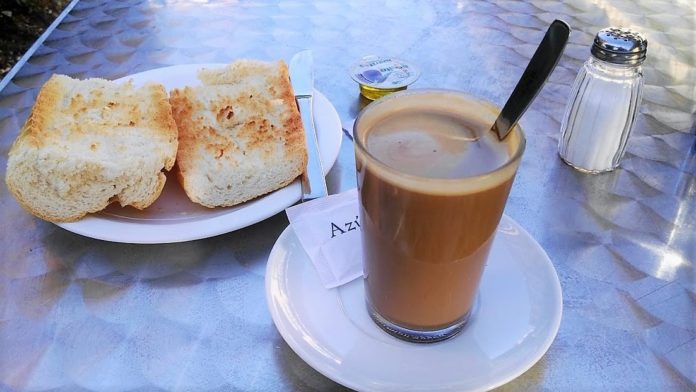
5, 74, 179, 222
170, 60, 308, 208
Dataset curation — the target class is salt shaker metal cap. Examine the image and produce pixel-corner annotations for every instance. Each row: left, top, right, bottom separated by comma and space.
591, 28, 648, 65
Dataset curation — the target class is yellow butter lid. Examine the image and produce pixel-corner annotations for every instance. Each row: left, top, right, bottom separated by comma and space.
350, 56, 420, 100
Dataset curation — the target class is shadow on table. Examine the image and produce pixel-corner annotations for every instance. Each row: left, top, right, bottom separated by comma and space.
37, 211, 288, 303
274, 338, 353, 391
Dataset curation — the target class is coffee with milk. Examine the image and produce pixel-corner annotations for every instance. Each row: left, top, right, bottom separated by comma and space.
354, 89, 525, 342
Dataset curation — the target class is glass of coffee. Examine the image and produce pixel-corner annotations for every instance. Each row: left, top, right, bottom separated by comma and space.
354, 89, 526, 343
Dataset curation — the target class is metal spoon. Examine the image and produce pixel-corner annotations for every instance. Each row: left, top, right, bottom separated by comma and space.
492, 19, 571, 140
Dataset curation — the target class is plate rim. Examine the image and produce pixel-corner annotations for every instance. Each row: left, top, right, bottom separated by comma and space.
265, 214, 563, 392
55, 64, 343, 244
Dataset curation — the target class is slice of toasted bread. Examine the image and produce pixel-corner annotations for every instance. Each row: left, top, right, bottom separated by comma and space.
169, 60, 307, 208
5, 74, 178, 222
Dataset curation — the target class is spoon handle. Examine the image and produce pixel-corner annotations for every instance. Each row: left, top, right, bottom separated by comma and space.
492, 20, 571, 140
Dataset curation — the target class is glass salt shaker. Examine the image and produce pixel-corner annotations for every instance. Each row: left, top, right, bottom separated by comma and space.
558, 27, 648, 173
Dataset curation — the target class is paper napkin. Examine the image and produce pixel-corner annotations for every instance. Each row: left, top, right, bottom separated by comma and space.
285, 188, 363, 288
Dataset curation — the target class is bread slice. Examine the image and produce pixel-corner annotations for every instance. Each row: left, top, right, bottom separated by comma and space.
169, 60, 307, 208
5, 74, 178, 222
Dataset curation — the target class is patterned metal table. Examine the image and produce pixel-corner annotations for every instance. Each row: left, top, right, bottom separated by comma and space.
0, 1, 694, 390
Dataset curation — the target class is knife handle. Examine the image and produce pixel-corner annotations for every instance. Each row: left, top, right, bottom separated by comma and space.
297, 97, 328, 201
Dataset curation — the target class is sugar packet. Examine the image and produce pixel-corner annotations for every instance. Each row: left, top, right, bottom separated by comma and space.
285, 188, 363, 288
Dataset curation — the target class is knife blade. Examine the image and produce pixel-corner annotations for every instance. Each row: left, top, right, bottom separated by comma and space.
289, 50, 328, 201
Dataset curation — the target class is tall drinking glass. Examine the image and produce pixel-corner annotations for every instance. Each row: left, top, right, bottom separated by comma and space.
354, 89, 526, 343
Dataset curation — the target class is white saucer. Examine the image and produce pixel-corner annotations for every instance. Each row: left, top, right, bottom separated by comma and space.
265, 215, 562, 392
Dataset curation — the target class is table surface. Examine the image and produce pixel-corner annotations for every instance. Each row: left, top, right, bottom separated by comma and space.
1, 0, 694, 391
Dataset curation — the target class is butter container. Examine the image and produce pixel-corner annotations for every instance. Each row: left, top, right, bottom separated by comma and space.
350, 56, 419, 100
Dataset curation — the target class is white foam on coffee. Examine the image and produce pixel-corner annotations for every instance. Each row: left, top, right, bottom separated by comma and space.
355, 90, 525, 195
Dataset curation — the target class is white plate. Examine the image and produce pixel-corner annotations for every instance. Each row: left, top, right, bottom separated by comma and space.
56, 64, 343, 244
265, 215, 563, 392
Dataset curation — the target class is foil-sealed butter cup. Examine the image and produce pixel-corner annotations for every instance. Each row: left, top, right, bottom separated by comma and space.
350, 56, 420, 100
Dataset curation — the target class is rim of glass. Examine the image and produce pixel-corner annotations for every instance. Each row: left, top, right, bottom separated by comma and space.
353, 88, 527, 184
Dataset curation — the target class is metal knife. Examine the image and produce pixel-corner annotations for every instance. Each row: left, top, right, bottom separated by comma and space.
289, 50, 328, 201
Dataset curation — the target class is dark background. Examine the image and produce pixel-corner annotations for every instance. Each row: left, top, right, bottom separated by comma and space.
1, 0, 70, 78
